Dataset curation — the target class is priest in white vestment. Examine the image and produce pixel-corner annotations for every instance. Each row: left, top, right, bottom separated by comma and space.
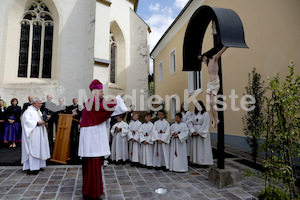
187, 101, 213, 166
170, 113, 189, 172
21, 97, 50, 175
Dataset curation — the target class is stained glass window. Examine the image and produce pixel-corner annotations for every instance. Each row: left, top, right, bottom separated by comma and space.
18, 1, 54, 78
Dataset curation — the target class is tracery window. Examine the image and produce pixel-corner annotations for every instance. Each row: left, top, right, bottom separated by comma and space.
18, 1, 54, 78
110, 34, 116, 83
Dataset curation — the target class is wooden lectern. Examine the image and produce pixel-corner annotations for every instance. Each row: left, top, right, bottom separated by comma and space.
51, 114, 79, 164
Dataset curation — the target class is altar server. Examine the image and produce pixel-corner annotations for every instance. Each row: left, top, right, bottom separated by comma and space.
139, 113, 154, 168
152, 110, 170, 170
128, 112, 142, 166
169, 113, 189, 172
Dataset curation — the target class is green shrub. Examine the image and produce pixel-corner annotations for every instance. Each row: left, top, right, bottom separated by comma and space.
258, 186, 289, 200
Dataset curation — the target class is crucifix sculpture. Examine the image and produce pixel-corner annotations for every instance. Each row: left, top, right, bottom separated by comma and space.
183, 5, 248, 169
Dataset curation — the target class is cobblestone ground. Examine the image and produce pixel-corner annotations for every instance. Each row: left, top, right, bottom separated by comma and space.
0, 159, 264, 200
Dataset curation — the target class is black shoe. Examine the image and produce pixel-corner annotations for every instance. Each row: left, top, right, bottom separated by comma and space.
162, 167, 168, 172
27, 170, 39, 175
147, 166, 153, 169
198, 165, 209, 168
39, 168, 45, 171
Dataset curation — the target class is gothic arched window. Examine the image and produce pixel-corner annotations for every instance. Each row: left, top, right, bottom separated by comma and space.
110, 34, 116, 83
18, 1, 54, 78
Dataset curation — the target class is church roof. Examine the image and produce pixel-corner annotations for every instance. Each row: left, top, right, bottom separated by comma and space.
129, 0, 139, 12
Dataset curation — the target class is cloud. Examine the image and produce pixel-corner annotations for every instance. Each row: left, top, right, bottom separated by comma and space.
174, 0, 189, 9
149, 3, 160, 12
146, 5, 173, 51
146, 1, 188, 74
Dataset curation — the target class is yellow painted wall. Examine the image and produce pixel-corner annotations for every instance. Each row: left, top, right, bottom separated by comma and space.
153, 0, 300, 136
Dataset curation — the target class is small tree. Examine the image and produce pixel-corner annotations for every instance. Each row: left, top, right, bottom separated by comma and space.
259, 61, 300, 199
242, 68, 266, 164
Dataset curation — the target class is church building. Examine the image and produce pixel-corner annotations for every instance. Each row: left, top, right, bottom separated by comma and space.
0, 0, 150, 110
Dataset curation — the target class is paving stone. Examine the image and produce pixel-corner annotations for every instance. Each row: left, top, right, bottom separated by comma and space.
52, 172, 65, 176
7, 188, 27, 195
139, 191, 157, 199
19, 176, 36, 183
132, 180, 147, 186
157, 177, 172, 183
106, 184, 120, 190
130, 176, 144, 181
43, 185, 59, 193
123, 190, 139, 198
74, 189, 82, 196
107, 195, 124, 200
106, 189, 122, 195
55, 168, 66, 172
61, 179, 75, 186
230, 189, 252, 198
67, 167, 78, 171
1, 180, 18, 186
23, 190, 41, 198
46, 180, 62, 185
56, 192, 73, 200
176, 182, 193, 188
136, 186, 152, 193
39, 192, 56, 200
28, 184, 44, 191
120, 185, 136, 192
118, 176, 131, 181
13, 182, 30, 188
201, 189, 222, 199
49, 175, 63, 180
33, 178, 49, 184
243, 180, 259, 187
182, 186, 201, 194
119, 180, 133, 185
3, 194, 22, 200
0, 178, 6, 184
38, 172, 53, 177
0, 159, 266, 200
190, 193, 210, 200
60, 186, 74, 193
0, 186, 12, 194
64, 172, 77, 178
220, 192, 243, 200
125, 197, 142, 200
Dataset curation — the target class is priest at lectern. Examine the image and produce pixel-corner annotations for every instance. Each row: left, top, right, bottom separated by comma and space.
79, 79, 127, 200
21, 97, 50, 175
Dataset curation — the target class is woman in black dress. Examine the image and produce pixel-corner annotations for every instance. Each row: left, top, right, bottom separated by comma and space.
2, 98, 22, 147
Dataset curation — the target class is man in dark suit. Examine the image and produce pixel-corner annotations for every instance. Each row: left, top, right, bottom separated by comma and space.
41, 94, 57, 155
66, 98, 82, 119
22, 95, 33, 114
66, 98, 82, 163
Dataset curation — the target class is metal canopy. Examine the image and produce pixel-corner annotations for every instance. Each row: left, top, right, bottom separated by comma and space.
183, 5, 248, 71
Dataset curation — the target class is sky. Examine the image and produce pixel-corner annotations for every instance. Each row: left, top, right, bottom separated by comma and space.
136, 0, 190, 74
